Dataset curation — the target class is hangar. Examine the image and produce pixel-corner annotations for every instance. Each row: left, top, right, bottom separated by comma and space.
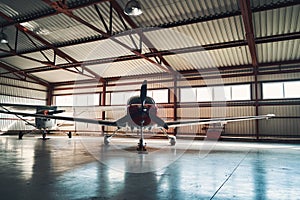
0, 0, 299, 199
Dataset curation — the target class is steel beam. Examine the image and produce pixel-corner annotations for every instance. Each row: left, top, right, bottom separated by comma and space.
50, 59, 300, 87
239, 0, 258, 67
238, 0, 260, 139
1, 0, 111, 27
0, 61, 49, 86
5, 31, 296, 76
0, 11, 104, 82
42, 0, 172, 74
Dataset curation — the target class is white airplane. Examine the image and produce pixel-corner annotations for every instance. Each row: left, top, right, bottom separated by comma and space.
0, 80, 275, 152
0, 104, 67, 139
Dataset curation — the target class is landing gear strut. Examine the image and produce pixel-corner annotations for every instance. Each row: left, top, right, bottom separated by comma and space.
169, 135, 176, 146
161, 128, 176, 146
137, 122, 148, 153
67, 131, 72, 138
104, 128, 120, 145
42, 130, 46, 140
42, 130, 49, 140
104, 135, 111, 145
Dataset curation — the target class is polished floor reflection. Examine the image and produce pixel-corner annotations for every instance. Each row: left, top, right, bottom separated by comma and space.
0, 136, 299, 200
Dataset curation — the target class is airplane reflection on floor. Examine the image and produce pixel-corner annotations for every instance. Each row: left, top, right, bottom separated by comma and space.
0, 136, 299, 200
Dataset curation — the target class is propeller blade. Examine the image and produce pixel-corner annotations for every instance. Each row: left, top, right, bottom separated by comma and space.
140, 80, 147, 107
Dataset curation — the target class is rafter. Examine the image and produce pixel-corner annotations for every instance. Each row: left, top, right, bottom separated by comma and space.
0, 0, 299, 86
238, 0, 258, 67
41, 0, 175, 74
43, 0, 111, 37
3, 31, 296, 76
0, 1, 297, 60
0, 10, 104, 82
111, 0, 176, 74
50, 58, 300, 87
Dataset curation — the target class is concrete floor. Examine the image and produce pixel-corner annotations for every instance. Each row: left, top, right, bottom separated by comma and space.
0, 136, 300, 200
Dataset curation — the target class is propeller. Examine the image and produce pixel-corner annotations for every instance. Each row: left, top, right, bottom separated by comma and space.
140, 80, 169, 129
140, 80, 147, 108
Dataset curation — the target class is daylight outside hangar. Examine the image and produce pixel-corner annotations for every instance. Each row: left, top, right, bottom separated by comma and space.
0, 0, 299, 199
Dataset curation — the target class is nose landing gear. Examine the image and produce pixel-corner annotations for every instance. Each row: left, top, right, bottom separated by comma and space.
136, 122, 148, 154
137, 138, 147, 153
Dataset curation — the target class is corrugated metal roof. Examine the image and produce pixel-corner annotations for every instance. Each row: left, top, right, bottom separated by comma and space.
74, 1, 131, 33
0, 56, 41, 70
0, 25, 46, 57
87, 57, 165, 78
60, 31, 152, 61
0, 0, 50, 19
170, 15, 245, 45
0, 0, 298, 84
257, 39, 300, 63
32, 69, 93, 82
59, 42, 100, 61
250, 0, 296, 8
164, 45, 251, 71
211, 46, 252, 67
30, 14, 100, 44
126, 0, 240, 27
253, 4, 300, 38
144, 28, 199, 51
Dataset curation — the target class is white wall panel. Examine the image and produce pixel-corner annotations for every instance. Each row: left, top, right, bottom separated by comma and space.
0, 78, 47, 131
51, 74, 300, 139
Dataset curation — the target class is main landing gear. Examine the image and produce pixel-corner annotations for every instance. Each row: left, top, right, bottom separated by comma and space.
161, 128, 176, 146
169, 135, 176, 146
18, 131, 24, 140
103, 127, 176, 153
103, 127, 148, 153
41, 130, 50, 140
67, 131, 72, 138
104, 128, 120, 145
136, 122, 148, 154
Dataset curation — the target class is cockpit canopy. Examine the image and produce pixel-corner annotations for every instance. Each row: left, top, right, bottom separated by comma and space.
127, 96, 155, 105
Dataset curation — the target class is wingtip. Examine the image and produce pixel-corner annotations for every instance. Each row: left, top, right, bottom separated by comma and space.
266, 114, 275, 117
266, 114, 275, 119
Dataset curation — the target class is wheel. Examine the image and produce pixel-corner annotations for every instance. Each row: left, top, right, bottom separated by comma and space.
137, 138, 147, 152
42, 132, 47, 140
104, 135, 110, 145
18, 131, 24, 140
169, 136, 176, 146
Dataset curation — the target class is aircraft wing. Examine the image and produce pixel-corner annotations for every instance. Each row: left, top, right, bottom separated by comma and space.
0, 103, 126, 112
165, 114, 275, 128
0, 110, 118, 127
0, 103, 57, 111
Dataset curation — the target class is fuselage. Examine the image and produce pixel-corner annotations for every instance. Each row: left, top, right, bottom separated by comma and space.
35, 109, 56, 129
127, 96, 158, 127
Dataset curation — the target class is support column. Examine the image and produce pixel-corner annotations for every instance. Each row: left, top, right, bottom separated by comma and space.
239, 0, 260, 139
101, 80, 107, 135
46, 85, 53, 106
254, 68, 260, 140
173, 76, 178, 136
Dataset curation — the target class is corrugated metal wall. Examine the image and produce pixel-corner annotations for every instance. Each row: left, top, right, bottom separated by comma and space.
0, 77, 47, 132
49, 67, 300, 139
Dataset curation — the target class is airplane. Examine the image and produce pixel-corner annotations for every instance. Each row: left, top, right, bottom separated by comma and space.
0, 80, 275, 152
0, 104, 67, 139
